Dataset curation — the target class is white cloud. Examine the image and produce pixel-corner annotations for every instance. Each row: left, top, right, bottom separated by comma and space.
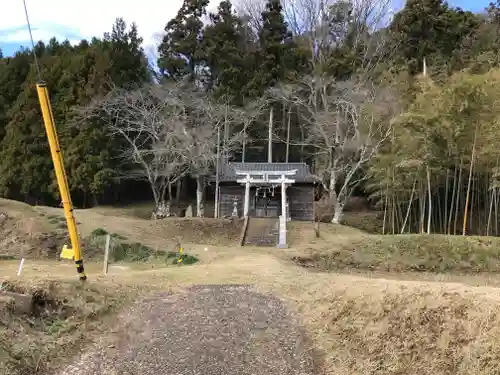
0, 29, 68, 43
0, 0, 186, 47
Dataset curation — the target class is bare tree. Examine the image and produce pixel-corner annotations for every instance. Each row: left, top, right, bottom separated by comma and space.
292, 0, 395, 74
263, 0, 396, 223
180, 90, 264, 216
280, 76, 394, 223
75, 83, 192, 215
234, 0, 266, 33
75, 79, 267, 219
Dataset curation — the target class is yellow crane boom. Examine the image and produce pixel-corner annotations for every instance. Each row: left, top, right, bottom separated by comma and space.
36, 82, 86, 281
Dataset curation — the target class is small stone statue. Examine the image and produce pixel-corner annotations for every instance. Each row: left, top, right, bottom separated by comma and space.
231, 200, 238, 218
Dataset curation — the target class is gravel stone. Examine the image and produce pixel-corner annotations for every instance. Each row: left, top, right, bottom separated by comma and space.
57, 284, 317, 375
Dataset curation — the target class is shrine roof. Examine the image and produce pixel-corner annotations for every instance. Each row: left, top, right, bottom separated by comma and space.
219, 162, 315, 183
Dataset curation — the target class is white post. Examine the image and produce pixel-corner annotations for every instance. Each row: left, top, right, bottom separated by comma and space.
17, 258, 25, 276
244, 174, 250, 217
103, 234, 110, 275
278, 176, 288, 248
281, 178, 287, 218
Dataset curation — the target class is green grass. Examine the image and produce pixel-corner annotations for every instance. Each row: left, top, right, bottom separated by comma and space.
296, 234, 500, 273
91, 227, 108, 236
85, 228, 198, 265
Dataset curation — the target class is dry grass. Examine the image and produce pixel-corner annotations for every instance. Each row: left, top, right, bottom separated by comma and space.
0, 278, 133, 374
5, 250, 500, 375
292, 232, 500, 274
4, 199, 500, 374
283, 271, 500, 375
95, 255, 500, 375
38, 205, 242, 249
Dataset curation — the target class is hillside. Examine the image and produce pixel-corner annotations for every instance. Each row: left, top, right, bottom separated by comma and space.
2, 199, 500, 374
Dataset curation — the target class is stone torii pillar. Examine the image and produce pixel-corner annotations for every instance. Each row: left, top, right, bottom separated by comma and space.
277, 174, 293, 248
281, 179, 287, 219
236, 173, 252, 217
244, 173, 250, 217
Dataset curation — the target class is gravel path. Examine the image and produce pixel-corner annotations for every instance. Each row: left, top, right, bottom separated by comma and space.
57, 284, 317, 375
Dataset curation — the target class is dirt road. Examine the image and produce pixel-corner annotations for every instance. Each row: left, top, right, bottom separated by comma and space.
57, 284, 318, 375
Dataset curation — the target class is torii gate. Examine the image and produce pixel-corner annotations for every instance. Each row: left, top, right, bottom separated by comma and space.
236, 169, 296, 248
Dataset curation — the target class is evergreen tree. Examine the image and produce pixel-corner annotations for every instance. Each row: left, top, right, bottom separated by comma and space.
390, 0, 479, 75
157, 0, 209, 80
202, 0, 257, 102
0, 19, 150, 206
258, 0, 294, 86
102, 18, 150, 87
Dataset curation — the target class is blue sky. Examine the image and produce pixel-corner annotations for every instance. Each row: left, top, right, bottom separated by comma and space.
0, 0, 492, 57
453, 0, 490, 12
0, 0, 184, 57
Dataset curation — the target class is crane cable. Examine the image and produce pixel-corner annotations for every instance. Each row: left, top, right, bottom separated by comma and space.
22, 0, 41, 80
22, 0, 87, 281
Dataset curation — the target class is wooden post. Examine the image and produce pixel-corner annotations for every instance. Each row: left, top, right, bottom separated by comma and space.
103, 234, 110, 275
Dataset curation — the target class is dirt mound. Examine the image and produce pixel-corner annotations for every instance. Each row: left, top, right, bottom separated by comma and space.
0, 212, 66, 259
143, 217, 244, 246
0, 279, 127, 375
308, 278, 500, 375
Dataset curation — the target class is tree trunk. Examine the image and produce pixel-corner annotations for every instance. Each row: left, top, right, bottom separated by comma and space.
168, 183, 173, 201
332, 198, 345, 224
268, 107, 273, 163
426, 166, 432, 234
150, 179, 160, 212
328, 165, 337, 201
382, 183, 389, 235
487, 188, 494, 236
463, 128, 478, 236
175, 179, 182, 203
453, 160, 463, 235
196, 176, 204, 218
328, 166, 341, 224
447, 164, 458, 235
419, 179, 425, 234
391, 192, 396, 234
401, 176, 417, 234
495, 190, 499, 236
215, 126, 221, 217
242, 132, 246, 162
444, 167, 449, 233
286, 107, 291, 163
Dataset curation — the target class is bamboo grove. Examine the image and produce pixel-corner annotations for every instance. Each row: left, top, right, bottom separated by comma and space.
369, 70, 500, 236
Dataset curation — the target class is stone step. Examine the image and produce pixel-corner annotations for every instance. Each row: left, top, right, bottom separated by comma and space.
244, 218, 278, 247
